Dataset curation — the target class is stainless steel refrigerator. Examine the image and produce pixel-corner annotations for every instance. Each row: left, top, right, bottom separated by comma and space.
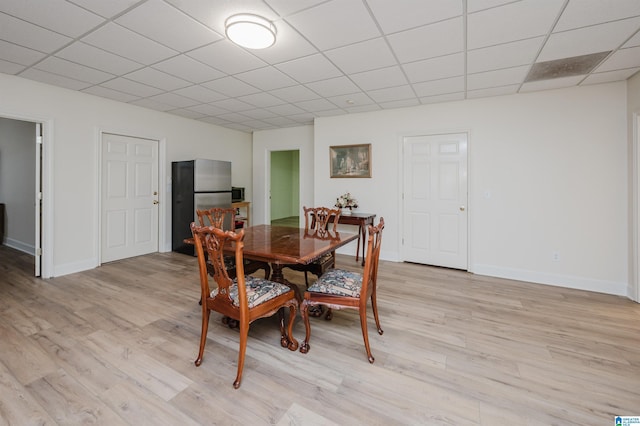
172, 159, 232, 255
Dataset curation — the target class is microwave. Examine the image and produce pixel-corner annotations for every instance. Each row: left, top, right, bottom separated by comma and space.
231, 187, 245, 202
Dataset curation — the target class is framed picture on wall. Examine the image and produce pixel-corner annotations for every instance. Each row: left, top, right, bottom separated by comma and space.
330, 144, 371, 178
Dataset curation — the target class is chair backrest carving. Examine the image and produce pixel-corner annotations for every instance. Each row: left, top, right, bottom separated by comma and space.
196, 207, 236, 230
303, 206, 341, 235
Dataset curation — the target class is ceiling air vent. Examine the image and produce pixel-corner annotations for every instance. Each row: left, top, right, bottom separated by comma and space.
524, 51, 611, 82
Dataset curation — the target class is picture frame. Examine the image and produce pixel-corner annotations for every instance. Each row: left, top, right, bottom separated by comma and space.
330, 143, 371, 178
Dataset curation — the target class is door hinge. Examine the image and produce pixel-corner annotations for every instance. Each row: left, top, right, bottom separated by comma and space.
36, 248, 42, 256
36, 136, 43, 145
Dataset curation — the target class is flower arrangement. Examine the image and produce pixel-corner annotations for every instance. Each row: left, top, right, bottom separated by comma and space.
335, 192, 358, 209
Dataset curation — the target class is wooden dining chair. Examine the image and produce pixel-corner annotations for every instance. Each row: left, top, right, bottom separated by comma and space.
299, 217, 385, 363
191, 223, 299, 389
196, 207, 270, 280
283, 206, 341, 287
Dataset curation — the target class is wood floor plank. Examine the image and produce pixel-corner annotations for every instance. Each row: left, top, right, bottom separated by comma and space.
0, 244, 639, 425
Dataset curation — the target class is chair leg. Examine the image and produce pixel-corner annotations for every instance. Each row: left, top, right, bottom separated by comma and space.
359, 308, 375, 363
299, 300, 312, 354
283, 304, 299, 351
195, 307, 210, 366
234, 320, 249, 389
263, 264, 271, 279
304, 271, 309, 287
371, 290, 383, 335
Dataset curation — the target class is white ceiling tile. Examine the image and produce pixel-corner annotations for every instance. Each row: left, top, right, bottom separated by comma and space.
266, 0, 327, 17
325, 37, 397, 74
56, 42, 141, 75
123, 68, 191, 91
402, 53, 464, 83
237, 92, 286, 108
173, 85, 227, 103
265, 103, 306, 116
276, 54, 343, 83
188, 103, 229, 116
286, 0, 381, 50
147, 92, 200, 108
349, 66, 408, 90
152, 55, 225, 83
248, 21, 319, 65
413, 76, 464, 97
554, 0, 640, 32
467, 0, 516, 14
235, 66, 297, 91
82, 85, 140, 103
467, 65, 529, 90
0, 12, 71, 53
305, 76, 360, 97
582, 67, 640, 85
296, 98, 341, 112
35, 57, 114, 84
20, 68, 92, 90
367, 0, 462, 34
268, 85, 321, 102
467, 37, 544, 74
367, 85, 416, 103
539, 17, 640, 62
623, 30, 640, 48
241, 108, 279, 120
187, 40, 266, 75
0, 0, 105, 38
315, 108, 347, 117
81, 23, 177, 65
520, 75, 585, 92
596, 45, 640, 72
468, 0, 564, 49
216, 112, 253, 122
344, 104, 380, 113
100, 78, 164, 97
387, 17, 463, 62
0, 59, 25, 74
0, 40, 46, 66
202, 76, 260, 97
379, 98, 420, 109
261, 116, 299, 127
67, 0, 141, 18
129, 98, 174, 111
168, 108, 207, 119
210, 98, 255, 112
419, 92, 464, 104
116, 0, 222, 51
327, 92, 375, 108
466, 84, 519, 98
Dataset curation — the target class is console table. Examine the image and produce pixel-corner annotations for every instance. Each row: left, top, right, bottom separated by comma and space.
337, 212, 376, 266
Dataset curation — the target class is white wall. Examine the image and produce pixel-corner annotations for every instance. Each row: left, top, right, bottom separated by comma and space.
0, 73, 252, 277
0, 117, 35, 252
311, 82, 628, 296
253, 125, 314, 225
628, 71, 640, 301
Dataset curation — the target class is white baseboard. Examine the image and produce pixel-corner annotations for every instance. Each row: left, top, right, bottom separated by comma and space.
472, 263, 628, 297
4, 238, 35, 255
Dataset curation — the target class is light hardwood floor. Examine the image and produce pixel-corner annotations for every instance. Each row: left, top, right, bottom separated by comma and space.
0, 244, 639, 425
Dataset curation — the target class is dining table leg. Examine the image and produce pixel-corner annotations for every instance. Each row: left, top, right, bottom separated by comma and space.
270, 263, 302, 302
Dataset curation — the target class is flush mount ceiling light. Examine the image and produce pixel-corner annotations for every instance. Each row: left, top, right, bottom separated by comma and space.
225, 13, 276, 49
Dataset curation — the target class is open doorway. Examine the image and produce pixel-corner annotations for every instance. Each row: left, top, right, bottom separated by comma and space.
0, 116, 43, 276
270, 150, 300, 227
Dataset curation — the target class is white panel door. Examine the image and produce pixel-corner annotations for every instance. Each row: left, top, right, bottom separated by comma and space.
403, 133, 468, 269
101, 133, 159, 263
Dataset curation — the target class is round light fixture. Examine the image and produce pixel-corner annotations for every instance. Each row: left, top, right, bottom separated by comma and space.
225, 14, 276, 49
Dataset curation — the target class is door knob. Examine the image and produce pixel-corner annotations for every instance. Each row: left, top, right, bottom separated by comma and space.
153, 200, 159, 205
459, 206, 465, 211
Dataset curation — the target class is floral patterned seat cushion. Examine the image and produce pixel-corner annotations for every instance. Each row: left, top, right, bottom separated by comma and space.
307, 268, 362, 298
212, 275, 292, 308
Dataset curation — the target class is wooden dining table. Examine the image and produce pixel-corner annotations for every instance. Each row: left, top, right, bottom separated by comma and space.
229, 224, 358, 300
